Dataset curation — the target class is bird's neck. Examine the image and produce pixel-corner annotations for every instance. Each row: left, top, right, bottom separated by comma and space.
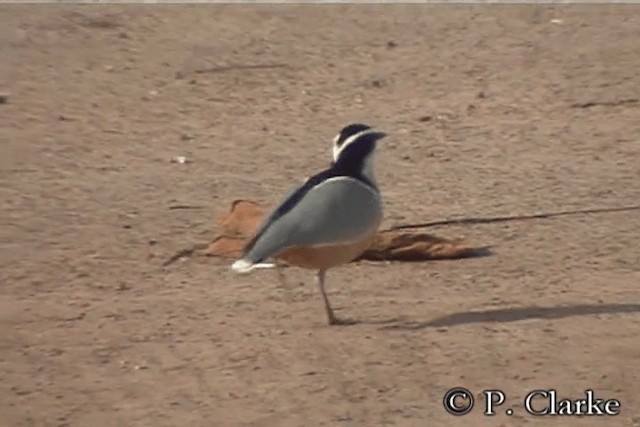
361, 155, 378, 189
332, 152, 378, 189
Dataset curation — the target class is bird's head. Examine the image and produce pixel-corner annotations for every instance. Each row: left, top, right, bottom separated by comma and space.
331, 123, 386, 184
331, 123, 373, 163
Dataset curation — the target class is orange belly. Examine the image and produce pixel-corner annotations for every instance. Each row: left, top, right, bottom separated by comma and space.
276, 231, 378, 270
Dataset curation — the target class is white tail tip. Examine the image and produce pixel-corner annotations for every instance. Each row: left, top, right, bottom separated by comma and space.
231, 260, 276, 274
231, 259, 255, 273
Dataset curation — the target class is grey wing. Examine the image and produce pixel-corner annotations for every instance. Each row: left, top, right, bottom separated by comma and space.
243, 177, 382, 263
247, 181, 305, 244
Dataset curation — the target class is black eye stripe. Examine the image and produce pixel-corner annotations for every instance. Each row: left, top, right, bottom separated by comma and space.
335, 123, 372, 147
334, 131, 385, 167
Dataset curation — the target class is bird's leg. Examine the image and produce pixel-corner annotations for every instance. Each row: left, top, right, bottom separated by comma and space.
316, 269, 336, 324
274, 258, 297, 307
275, 258, 288, 288
316, 269, 354, 326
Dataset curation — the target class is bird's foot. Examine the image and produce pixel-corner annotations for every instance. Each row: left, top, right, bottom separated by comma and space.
328, 314, 357, 326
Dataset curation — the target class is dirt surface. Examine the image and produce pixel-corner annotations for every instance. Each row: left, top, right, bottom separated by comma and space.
2, 5, 640, 427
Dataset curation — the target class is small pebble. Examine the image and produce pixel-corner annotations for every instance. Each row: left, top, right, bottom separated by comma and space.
170, 156, 190, 164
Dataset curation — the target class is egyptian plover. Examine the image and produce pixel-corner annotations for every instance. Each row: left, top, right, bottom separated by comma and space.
232, 124, 386, 325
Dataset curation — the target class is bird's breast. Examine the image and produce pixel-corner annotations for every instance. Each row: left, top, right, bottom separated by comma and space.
276, 224, 380, 270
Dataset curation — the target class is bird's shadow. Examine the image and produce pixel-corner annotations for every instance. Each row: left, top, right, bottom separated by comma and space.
338, 303, 640, 330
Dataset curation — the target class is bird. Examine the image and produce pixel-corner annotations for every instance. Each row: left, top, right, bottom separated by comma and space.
231, 123, 386, 325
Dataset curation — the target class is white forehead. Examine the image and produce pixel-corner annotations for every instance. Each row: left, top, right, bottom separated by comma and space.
331, 133, 342, 161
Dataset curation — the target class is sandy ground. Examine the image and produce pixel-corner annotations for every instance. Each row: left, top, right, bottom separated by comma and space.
2, 4, 640, 427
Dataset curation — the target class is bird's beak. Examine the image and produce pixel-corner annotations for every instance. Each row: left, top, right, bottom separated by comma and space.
372, 131, 387, 140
